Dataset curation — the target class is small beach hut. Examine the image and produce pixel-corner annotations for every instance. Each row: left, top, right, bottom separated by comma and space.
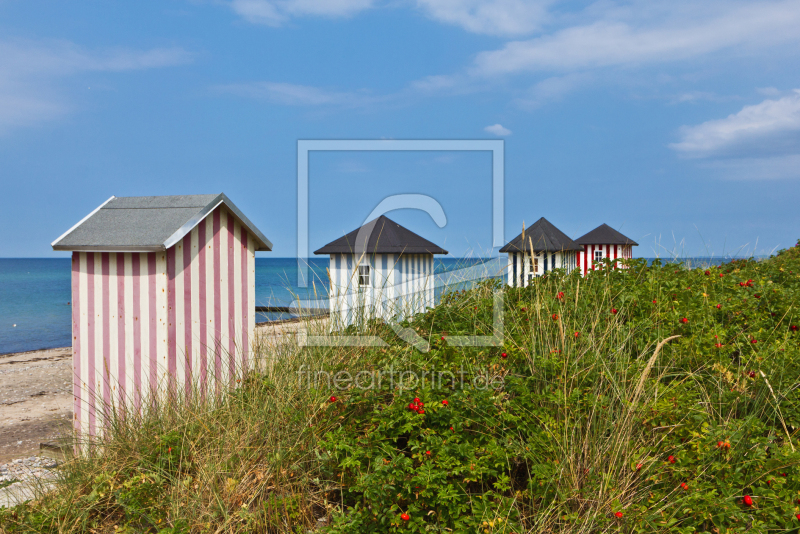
500, 217, 581, 287
314, 215, 448, 328
52, 194, 271, 437
575, 223, 638, 276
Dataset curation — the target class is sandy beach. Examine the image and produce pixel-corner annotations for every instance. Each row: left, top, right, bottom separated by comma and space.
0, 319, 322, 464
0, 347, 72, 464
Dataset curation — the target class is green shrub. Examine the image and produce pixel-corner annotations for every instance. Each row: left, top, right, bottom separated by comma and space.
3, 245, 800, 533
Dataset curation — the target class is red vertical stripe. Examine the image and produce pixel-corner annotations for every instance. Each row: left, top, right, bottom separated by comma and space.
167, 246, 177, 400
183, 234, 193, 400
86, 253, 96, 436
213, 209, 221, 393
132, 254, 141, 411
72, 254, 81, 435
101, 253, 111, 425
198, 220, 207, 398
227, 212, 236, 384
148, 253, 157, 399
613, 244, 618, 269
116, 254, 126, 411
241, 228, 249, 371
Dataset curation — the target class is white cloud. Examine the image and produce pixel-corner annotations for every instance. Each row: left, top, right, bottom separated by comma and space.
230, 0, 373, 26
0, 40, 191, 133
484, 123, 511, 136
471, 1, 800, 76
516, 72, 591, 109
670, 90, 800, 156
757, 87, 782, 97
699, 155, 800, 180
670, 92, 720, 104
415, 0, 552, 36
410, 74, 461, 93
215, 81, 387, 107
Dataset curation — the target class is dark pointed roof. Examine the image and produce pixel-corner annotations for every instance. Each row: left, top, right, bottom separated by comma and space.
575, 224, 638, 246
314, 215, 448, 255
500, 217, 582, 253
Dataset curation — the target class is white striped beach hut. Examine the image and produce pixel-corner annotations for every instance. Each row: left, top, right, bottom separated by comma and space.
575, 223, 638, 276
314, 215, 447, 328
51, 194, 272, 438
501, 217, 581, 287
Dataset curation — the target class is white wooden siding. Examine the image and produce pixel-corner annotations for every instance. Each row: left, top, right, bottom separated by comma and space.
328, 253, 435, 328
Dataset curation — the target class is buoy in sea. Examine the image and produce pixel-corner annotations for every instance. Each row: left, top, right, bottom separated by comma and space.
13, 324, 16, 327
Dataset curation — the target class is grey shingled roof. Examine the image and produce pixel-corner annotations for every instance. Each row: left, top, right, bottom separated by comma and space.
314, 215, 448, 255
575, 224, 638, 246
52, 194, 272, 252
500, 217, 582, 253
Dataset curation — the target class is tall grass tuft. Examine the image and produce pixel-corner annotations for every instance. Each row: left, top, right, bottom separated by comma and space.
3, 245, 800, 533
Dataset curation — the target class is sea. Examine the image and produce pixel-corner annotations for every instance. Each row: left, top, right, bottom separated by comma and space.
0, 256, 743, 355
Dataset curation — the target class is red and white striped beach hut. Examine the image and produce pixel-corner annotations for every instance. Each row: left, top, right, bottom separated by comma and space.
575, 223, 637, 276
52, 194, 272, 437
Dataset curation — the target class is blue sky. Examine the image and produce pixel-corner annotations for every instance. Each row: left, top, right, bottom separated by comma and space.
1, 0, 798, 258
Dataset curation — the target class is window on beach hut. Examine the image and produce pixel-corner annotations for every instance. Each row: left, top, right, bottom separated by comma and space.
358, 265, 370, 287
525, 254, 538, 281
594, 250, 603, 262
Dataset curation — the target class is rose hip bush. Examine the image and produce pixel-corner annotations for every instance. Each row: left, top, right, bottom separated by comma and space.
322, 245, 800, 533
4, 246, 800, 533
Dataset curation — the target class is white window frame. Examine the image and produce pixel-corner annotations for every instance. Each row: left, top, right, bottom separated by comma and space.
594, 249, 603, 262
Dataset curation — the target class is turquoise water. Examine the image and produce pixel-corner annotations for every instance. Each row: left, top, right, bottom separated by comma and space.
0, 256, 746, 355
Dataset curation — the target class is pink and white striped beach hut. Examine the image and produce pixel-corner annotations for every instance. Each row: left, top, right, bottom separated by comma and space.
52, 194, 272, 437
575, 224, 637, 276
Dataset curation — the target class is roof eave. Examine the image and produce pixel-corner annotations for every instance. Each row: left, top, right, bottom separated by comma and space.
502, 246, 582, 253
314, 248, 447, 255
575, 240, 638, 246
52, 245, 165, 253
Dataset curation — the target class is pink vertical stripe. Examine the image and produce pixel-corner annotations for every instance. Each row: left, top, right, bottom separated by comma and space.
132, 254, 142, 410
241, 228, 249, 371
72, 254, 81, 434
167, 246, 177, 400
101, 253, 111, 424
86, 253, 96, 436
213, 209, 221, 393
227, 212, 236, 383
116, 254, 126, 410
183, 234, 193, 400
198, 220, 208, 398
148, 253, 157, 398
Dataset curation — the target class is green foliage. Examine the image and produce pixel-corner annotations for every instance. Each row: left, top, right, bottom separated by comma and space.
3, 245, 800, 533
321, 249, 800, 533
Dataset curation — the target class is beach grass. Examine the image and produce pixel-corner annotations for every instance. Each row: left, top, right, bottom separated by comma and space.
2, 245, 800, 533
